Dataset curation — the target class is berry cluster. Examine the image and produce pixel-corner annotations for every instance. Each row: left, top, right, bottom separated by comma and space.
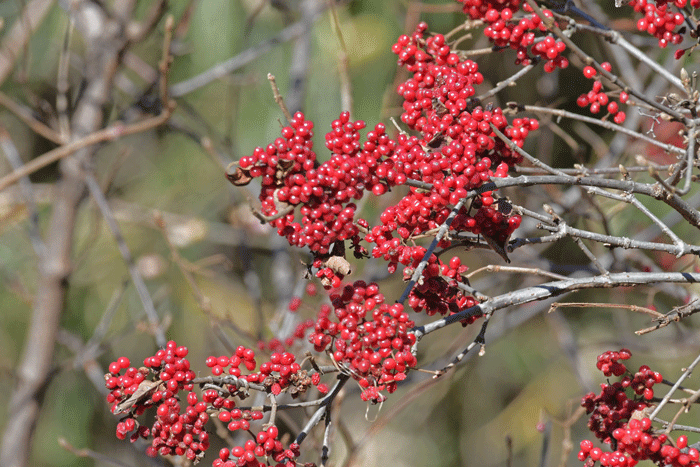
206, 346, 325, 399
203, 385, 264, 432
401, 252, 480, 320
579, 349, 698, 467
214, 426, 301, 467
580, 419, 700, 467
456, 0, 568, 71
582, 349, 662, 443
233, 20, 533, 317
628, 0, 686, 48
236, 111, 365, 257
105, 341, 337, 466
595, 348, 631, 377
308, 281, 417, 401
105, 342, 208, 461
576, 63, 627, 124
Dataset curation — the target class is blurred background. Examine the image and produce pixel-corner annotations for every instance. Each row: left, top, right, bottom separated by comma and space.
1, 1, 699, 466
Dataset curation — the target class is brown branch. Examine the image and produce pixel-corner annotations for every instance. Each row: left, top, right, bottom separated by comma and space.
636, 299, 700, 335
0, 107, 174, 193
267, 73, 293, 123
548, 302, 664, 318
0, 0, 55, 87
0, 91, 64, 144
0, 2, 171, 466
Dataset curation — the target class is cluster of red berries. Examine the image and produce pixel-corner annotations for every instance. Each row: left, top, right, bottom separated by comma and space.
214, 426, 302, 467
233, 20, 532, 317
376, 23, 532, 313
237, 111, 365, 257
595, 348, 631, 377
105, 342, 208, 462
578, 350, 698, 467
582, 349, 662, 443
105, 340, 336, 465
628, 0, 687, 48
401, 253, 480, 320
308, 281, 417, 401
206, 346, 326, 398
576, 63, 627, 124
203, 387, 264, 431
205, 346, 258, 376
456, 0, 568, 71
580, 419, 700, 467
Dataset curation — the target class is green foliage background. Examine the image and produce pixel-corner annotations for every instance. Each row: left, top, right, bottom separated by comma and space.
0, 1, 698, 467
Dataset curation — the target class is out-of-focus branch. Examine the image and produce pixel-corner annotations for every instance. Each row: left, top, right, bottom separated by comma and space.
0, 108, 173, 192
83, 173, 167, 346
170, 2, 327, 97
0, 128, 45, 257
0, 0, 55, 86
284, 0, 317, 115
0, 1, 168, 466
0, 91, 64, 144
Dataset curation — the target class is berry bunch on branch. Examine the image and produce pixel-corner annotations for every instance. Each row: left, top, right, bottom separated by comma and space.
579, 349, 699, 467
103, 0, 700, 466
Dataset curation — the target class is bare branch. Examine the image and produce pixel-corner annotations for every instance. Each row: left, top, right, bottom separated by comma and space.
170, 3, 327, 97
415, 271, 700, 340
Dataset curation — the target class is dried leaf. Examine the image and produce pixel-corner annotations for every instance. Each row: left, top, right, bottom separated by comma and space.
112, 379, 162, 414
226, 166, 252, 186
482, 234, 511, 263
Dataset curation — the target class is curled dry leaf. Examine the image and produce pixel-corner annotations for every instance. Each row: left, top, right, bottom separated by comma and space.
226, 166, 252, 186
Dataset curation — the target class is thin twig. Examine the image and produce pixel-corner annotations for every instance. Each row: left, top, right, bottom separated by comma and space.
58, 438, 132, 467
320, 408, 332, 467
518, 105, 686, 156
478, 63, 535, 100
295, 375, 349, 446
0, 106, 174, 192
397, 198, 467, 304
466, 264, 568, 281
83, 172, 166, 347
56, 18, 73, 141
548, 302, 664, 318
170, 3, 327, 97
0, 127, 45, 257
433, 317, 490, 376
0, 91, 64, 143
572, 237, 608, 274
636, 299, 700, 335
649, 350, 700, 420
267, 73, 293, 123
